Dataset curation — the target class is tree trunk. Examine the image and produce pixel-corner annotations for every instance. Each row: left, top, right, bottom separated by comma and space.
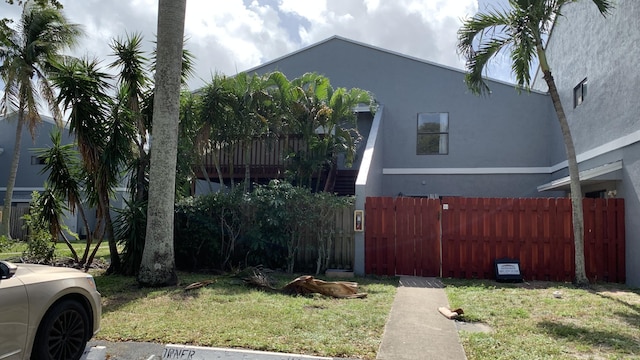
100, 193, 120, 274
1, 112, 26, 239
543, 69, 588, 286
137, 0, 185, 287
243, 141, 251, 193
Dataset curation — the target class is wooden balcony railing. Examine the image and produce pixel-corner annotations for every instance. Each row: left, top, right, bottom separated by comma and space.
196, 135, 310, 181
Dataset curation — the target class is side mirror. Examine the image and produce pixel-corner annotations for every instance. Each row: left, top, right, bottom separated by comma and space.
0, 261, 17, 279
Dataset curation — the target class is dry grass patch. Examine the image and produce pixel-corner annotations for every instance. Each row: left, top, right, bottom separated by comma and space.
444, 279, 640, 360
93, 272, 397, 359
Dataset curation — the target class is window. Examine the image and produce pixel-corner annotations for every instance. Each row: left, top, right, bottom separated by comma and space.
573, 78, 587, 108
417, 112, 448, 155
31, 156, 46, 165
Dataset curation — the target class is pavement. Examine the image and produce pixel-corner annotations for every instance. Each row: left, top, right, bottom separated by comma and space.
87, 276, 467, 360
375, 276, 467, 360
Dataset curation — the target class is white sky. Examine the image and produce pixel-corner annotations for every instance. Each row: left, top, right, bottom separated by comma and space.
0, 0, 513, 91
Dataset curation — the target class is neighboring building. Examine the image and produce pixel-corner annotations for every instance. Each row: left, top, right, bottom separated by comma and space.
533, 0, 640, 287
0, 113, 78, 237
0, 113, 127, 240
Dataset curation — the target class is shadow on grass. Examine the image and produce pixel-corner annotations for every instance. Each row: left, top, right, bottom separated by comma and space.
537, 320, 640, 355
593, 288, 640, 330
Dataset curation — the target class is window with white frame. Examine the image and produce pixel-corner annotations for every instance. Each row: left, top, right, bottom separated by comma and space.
417, 112, 448, 155
574, 78, 587, 108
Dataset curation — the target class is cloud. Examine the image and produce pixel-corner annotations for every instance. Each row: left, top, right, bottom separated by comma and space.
0, 0, 496, 91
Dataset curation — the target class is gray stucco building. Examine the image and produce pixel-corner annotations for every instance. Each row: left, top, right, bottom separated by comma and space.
246, 0, 638, 286
533, 0, 639, 287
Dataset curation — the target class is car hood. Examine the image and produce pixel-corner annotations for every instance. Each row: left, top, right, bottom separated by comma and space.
13, 263, 93, 285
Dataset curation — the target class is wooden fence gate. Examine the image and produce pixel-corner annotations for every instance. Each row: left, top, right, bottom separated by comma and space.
364, 197, 441, 277
365, 196, 626, 283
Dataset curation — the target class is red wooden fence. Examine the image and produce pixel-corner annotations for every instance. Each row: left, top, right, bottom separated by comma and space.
365, 197, 440, 277
365, 197, 625, 283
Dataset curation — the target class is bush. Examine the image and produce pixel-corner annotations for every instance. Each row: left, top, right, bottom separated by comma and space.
174, 195, 221, 271
21, 191, 56, 263
0, 235, 10, 252
172, 181, 354, 273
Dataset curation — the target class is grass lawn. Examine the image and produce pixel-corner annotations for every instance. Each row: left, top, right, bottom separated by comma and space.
93, 271, 397, 359
0, 241, 111, 262
4, 243, 638, 359
444, 279, 640, 360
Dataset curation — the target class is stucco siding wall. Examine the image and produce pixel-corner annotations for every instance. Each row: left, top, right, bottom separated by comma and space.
542, 0, 640, 157
250, 38, 558, 198
0, 116, 74, 204
541, 0, 640, 287
619, 143, 640, 288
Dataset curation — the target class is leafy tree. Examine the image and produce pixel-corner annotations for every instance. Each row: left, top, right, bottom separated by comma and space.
34, 129, 85, 263
4, 0, 62, 9
0, 1, 80, 238
197, 74, 235, 189
138, 0, 186, 286
176, 90, 202, 198
457, 0, 613, 286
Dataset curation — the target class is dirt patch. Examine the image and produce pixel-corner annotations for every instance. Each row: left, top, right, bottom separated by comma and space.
455, 320, 493, 333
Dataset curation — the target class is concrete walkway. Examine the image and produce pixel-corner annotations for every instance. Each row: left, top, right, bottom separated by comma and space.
376, 276, 467, 360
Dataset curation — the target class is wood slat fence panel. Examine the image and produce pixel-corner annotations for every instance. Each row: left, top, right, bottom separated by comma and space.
365, 196, 625, 283
441, 197, 624, 282
294, 205, 355, 272
365, 197, 395, 276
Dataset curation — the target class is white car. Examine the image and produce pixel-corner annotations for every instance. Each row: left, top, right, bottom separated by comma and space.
0, 260, 101, 360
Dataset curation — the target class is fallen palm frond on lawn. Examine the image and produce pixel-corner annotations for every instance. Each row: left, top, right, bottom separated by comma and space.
184, 279, 216, 291
243, 268, 367, 298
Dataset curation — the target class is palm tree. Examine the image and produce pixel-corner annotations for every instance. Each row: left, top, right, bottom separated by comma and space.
457, 0, 613, 286
137, 0, 186, 286
0, 2, 80, 238
109, 33, 152, 204
34, 129, 83, 262
51, 56, 125, 272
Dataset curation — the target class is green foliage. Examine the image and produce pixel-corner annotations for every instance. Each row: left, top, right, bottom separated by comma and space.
245, 180, 312, 272
114, 198, 147, 276
174, 195, 223, 271
0, 235, 10, 252
172, 180, 353, 273
21, 192, 55, 263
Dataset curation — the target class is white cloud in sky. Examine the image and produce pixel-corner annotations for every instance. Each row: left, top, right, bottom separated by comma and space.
0, 0, 517, 91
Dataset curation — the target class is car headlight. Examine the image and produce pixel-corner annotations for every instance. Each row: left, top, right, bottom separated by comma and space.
86, 275, 98, 292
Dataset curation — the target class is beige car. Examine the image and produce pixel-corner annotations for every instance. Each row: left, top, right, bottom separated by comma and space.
0, 260, 101, 360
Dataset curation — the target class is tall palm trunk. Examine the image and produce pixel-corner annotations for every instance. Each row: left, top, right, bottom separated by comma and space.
538, 46, 588, 286
1, 111, 25, 239
538, 42, 588, 286
543, 70, 588, 286
137, 0, 185, 286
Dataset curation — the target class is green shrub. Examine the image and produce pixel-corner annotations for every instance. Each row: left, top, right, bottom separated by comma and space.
0, 235, 10, 252
172, 180, 354, 273
21, 191, 56, 263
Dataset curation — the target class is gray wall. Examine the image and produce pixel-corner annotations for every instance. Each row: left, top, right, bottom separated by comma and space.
540, 0, 640, 287
248, 37, 560, 198
0, 114, 75, 204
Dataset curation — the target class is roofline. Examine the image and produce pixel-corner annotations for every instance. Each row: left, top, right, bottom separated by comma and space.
241, 35, 547, 96
1, 111, 65, 127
